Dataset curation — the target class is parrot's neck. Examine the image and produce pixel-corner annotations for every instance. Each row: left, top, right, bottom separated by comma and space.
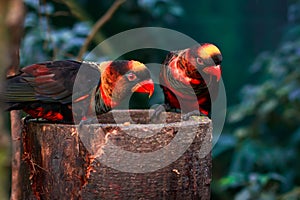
99, 85, 117, 108
94, 87, 111, 115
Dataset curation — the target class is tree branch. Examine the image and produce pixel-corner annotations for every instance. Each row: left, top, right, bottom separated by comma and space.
0, 0, 25, 200
77, 0, 126, 61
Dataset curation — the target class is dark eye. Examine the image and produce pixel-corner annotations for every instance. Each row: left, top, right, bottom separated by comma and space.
196, 57, 204, 65
126, 72, 137, 81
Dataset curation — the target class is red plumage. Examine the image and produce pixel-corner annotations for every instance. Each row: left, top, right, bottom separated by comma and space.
5, 60, 154, 123
158, 43, 222, 118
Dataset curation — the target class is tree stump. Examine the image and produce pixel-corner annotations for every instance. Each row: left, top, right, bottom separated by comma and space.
20, 110, 212, 200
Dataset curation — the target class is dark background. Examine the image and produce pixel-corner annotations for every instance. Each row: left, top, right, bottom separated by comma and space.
1, 0, 300, 199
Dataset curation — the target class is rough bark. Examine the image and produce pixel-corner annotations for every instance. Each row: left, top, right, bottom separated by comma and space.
21, 110, 212, 200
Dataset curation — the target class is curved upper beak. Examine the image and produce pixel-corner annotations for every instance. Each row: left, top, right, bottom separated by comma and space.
132, 79, 155, 98
203, 65, 221, 82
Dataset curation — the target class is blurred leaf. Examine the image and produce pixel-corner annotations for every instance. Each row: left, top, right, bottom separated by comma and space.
213, 133, 237, 157
278, 187, 300, 200
258, 99, 278, 116
289, 88, 300, 101
235, 189, 251, 200
233, 127, 250, 139
221, 173, 284, 200
39, 3, 54, 15
23, 0, 39, 9
249, 52, 271, 74
24, 13, 38, 28
289, 127, 300, 146
219, 173, 246, 189
72, 22, 92, 36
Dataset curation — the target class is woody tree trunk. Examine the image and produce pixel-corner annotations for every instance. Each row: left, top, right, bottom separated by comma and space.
20, 110, 212, 200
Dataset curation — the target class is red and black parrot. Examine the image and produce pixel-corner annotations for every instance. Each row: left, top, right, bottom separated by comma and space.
152, 43, 222, 120
5, 60, 154, 123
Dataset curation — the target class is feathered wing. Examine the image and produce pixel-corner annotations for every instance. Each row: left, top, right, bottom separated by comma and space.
5, 60, 101, 121
6, 60, 101, 107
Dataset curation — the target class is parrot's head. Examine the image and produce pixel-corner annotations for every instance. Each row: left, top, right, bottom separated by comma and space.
100, 60, 154, 107
183, 43, 222, 85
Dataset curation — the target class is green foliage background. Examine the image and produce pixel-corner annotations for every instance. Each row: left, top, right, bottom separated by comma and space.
1, 0, 300, 199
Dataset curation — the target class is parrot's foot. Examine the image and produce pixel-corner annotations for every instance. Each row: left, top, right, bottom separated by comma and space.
78, 117, 99, 126
150, 104, 171, 122
23, 115, 36, 123
23, 115, 74, 124
182, 110, 206, 121
56, 120, 74, 124
78, 117, 99, 133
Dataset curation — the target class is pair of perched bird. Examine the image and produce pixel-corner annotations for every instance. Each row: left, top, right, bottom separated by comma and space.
5, 43, 222, 123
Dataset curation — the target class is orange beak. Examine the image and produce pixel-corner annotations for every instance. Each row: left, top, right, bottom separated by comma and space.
203, 65, 221, 82
132, 79, 154, 98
